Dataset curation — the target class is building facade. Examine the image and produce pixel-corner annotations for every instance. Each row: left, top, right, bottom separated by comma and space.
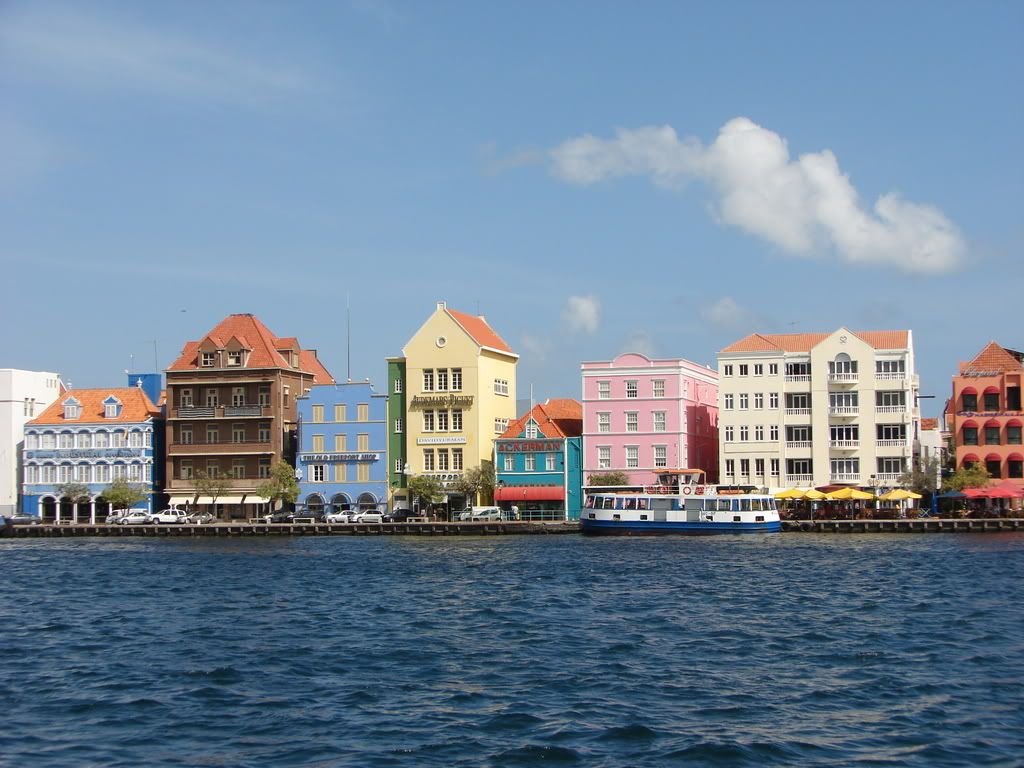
494, 399, 583, 521
581, 353, 719, 486
1, 369, 63, 516
164, 314, 334, 519
21, 380, 162, 522
717, 328, 920, 491
296, 382, 388, 515
950, 341, 1024, 485
388, 301, 518, 514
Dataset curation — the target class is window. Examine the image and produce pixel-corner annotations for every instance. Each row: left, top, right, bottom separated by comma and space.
725, 459, 735, 476
829, 354, 858, 376
625, 381, 638, 398
283, 386, 290, 406
754, 364, 763, 376
877, 457, 905, 475
129, 431, 143, 448
259, 423, 271, 442
231, 387, 244, 406
785, 362, 811, 377
723, 364, 734, 377
334, 464, 347, 482
259, 386, 271, 407
985, 426, 1000, 445
876, 359, 905, 375
739, 364, 749, 376
739, 394, 749, 410
452, 449, 463, 470
311, 464, 326, 483
739, 426, 749, 441
395, 459, 404, 473
724, 426, 734, 442
769, 392, 779, 409
357, 463, 370, 483
206, 460, 221, 479
452, 409, 463, 431
724, 394, 734, 410
437, 369, 448, 391
423, 370, 434, 391
93, 432, 107, 448
755, 458, 765, 476
1008, 425, 1022, 445
74, 465, 89, 483
593, 412, 610, 435
25, 434, 38, 450
227, 350, 242, 367
755, 425, 764, 441
831, 458, 860, 476
42, 465, 56, 483
112, 431, 126, 448
786, 425, 811, 443
438, 450, 449, 471
740, 459, 750, 476
311, 405, 324, 423
205, 425, 218, 444
787, 458, 812, 476
201, 351, 215, 367
598, 446, 611, 469
334, 434, 347, 452
495, 418, 508, 434
654, 446, 667, 468
451, 369, 462, 391
494, 379, 509, 396
626, 412, 638, 432
653, 412, 666, 432
357, 404, 369, 422
876, 391, 905, 408
104, 401, 119, 418
59, 433, 73, 448
258, 458, 271, 478
877, 424, 906, 441
180, 460, 193, 480
205, 389, 218, 407
393, 378, 403, 394
63, 399, 80, 420
1009, 459, 1023, 479
831, 424, 859, 442
597, 381, 610, 399
357, 434, 369, 451
754, 393, 764, 409
769, 363, 778, 376
312, 435, 325, 452
771, 458, 780, 476
423, 449, 435, 471
232, 460, 246, 479
626, 446, 638, 468
438, 411, 449, 431
546, 454, 557, 471
983, 392, 1000, 412
504, 455, 514, 471
963, 427, 979, 445
423, 410, 435, 432
394, 418, 403, 434
525, 455, 536, 471
653, 380, 665, 398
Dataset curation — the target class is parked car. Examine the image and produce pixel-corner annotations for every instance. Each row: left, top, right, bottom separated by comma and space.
105, 511, 126, 525
471, 507, 502, 521
457, 509, 474, 521
383, 508, 419, 523
118, 510, 153, 525
261, 510, 294, 524
150, 508, 189, 524
351, 510, 384, 524
4, 513, 43, 526
325, 510, 355, 523
186, 510, 215, 524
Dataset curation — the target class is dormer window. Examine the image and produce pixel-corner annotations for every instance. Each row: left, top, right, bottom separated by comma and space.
63, 397, 81, 420
227, 351, 243, 367
525, 421, 539, 439
103, 396, 122, 419
201, 351, 216, 367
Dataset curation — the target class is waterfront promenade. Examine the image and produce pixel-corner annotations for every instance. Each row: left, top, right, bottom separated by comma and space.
4, 518, 1022, 537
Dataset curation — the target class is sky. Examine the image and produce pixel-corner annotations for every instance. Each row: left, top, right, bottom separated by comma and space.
2, 1, 1022, 418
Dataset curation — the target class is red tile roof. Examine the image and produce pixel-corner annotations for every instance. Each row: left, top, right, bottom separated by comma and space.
446, 308, 515, 355
721, 330, 910, 353
29, 387, 161, 426
961, 341, 1024, 375
921, 418, 939, 431
500, 399, 583, 439
168, 314, 335, 383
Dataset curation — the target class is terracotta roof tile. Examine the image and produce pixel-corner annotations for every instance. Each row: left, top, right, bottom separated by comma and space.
500, 399, 582, 439
721, 330, 909, 353
299, 350, 335, 385
29, 387, 160, 426
446, 308, 515, 355
962, 341, 1024, 375
921, 418, 939, 431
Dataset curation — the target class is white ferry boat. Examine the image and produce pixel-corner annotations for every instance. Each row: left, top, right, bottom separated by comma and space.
581, 469, 781, 535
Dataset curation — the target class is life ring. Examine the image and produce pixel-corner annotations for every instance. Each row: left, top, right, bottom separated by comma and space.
681, 487, 692, 495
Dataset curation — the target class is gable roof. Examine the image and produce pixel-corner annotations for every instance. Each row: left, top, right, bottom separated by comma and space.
167, 314, 335, 383
920, 418, 939, 431
720, 330, 910, 354
500, 398, 583, 439
28, 387, 161, 426
446, 308, 516, 355
960, 341, 1024, 375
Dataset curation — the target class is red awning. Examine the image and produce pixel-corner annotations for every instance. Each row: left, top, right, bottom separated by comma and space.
985, 453, 1002, 462
962, 488, 988, 498
961, 420, 978, 429
961, 386, 978, 396
494, 486, 565, 502
962, 453, 980, 464
1007, 419, 1022, 428
1008, 453, 1024, 462
983, 386, 1000, 394
985, 419, 1001, 428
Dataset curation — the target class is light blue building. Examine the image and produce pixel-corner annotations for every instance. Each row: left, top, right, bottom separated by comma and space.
494, 399, 584, 521
21, 374, 164, 522
296, 381, 388, 515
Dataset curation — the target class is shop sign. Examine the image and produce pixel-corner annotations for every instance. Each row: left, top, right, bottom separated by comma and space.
496, 439, 561, 453
416, 436, 468, 445
409, 394, 475, 410
28, 448, 144, 460
302, 452, 380, 462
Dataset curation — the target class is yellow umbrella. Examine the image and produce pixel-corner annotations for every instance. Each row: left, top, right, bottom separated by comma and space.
803, 489, 828, 500
879, 489, 922, 501
826, 487, 874, 500
775, 488, 806, 499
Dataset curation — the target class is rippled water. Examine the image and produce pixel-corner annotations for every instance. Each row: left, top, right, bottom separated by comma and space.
2, 533, 1023, 767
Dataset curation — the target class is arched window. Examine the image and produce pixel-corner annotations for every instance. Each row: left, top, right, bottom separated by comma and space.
829, 352, 858, 376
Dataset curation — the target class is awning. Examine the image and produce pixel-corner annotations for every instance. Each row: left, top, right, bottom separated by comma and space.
962, 453, 980, 464
985, 453, 1002, 462
985, 419, 1001, 428
983, 386, 1000, 395
1008, 419, 1022, 428
194, 496, 215, 505
960, 386, 977, 396
169, 496, 192, 506
1008, 453, 1023, 462
216, 496, 245, 504
961, 420, 978, 429
494, 486, 565, 501
244, 495, 271, 504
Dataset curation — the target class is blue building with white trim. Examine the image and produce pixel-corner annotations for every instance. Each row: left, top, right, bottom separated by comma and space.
296, 381, 389, 515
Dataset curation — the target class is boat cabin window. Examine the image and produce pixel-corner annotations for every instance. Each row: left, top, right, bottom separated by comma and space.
739, 499, 751, 512
584, 496, 594, 509
651, 498, 673, 511
755, 516, 765, 522
685, 499, 703, 512
733, 516, 741, 522
624, 498, 637, 510
639, 514, 648, 521
612, 514, 620, 520
602, 497, 615, 510
637, 499, 648, 510
714, 499, 732, 512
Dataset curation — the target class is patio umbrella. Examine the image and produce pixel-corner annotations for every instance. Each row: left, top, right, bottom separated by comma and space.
774, 488, 807, 499
962, 488, 988, 498
935, 491, 966, 499
826, 487, 874, 500
879, 489, 922, 501
803, 489, 827, 499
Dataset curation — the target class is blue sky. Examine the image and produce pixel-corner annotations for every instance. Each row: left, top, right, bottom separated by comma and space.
2, 1, 1021, 418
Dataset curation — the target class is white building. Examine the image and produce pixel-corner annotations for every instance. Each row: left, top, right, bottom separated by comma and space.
717, 329, 919, 492
0, 369, 63, 516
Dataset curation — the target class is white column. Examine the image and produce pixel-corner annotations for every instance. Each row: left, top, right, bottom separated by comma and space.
54, 499, 60, 524
90, 500, 96, 525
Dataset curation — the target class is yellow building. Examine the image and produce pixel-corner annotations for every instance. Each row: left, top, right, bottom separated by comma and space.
388, 301, 518, 513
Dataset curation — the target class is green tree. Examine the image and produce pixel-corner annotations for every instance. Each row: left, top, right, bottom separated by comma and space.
899, 455, 941, 496
55, 482, 91, 504
454, 461, 496, 505
102, 477, 149, 511
193, 471, 234, 506
407, 474, 444, 514
588, 471, 630, 487
256, 461, 299, 511
942, 461, 990, 492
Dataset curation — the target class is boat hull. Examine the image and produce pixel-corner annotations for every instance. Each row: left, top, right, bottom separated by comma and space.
580, 518, 781, 536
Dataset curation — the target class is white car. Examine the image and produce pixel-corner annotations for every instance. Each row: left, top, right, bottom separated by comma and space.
471, 508, 502, 521
351, 511, 384, 524
118, 510, 153, 525
150, 508, 189, 524
325, 510, 355, 523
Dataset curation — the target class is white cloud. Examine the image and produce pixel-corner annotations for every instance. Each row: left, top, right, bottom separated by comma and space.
519, 334, 551, 362
620, 332, 656, 358
0, 5, 309, 99
550, 117, 966, 274
562, 295, 600, 334
700, 296, 753, 331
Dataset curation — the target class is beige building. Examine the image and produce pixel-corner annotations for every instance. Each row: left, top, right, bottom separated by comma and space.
389, 301, 518, 513
717, 329, 919, 491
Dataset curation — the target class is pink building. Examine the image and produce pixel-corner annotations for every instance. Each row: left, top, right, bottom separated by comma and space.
581, 353, 719, 485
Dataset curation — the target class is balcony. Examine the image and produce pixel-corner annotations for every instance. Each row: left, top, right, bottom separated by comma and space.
875, 472, 902, 483
785, 408, 811, 416
787, 474, 813, 485
169, 439, 273, 455
786, 441, 812, 450
829, 440, 859, 449
875, 405, 906, 415
875, 372, 906, 382
175, 405, 271, 419
785, 374, 811, 383
830, 473, 861, 483
828, 372, 859, 384
876, 439, 907, 448
829, 406, 859, 416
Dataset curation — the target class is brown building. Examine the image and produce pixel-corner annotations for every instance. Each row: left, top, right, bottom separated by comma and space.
164, 314, 334, 518
951, 341, 1024, 485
